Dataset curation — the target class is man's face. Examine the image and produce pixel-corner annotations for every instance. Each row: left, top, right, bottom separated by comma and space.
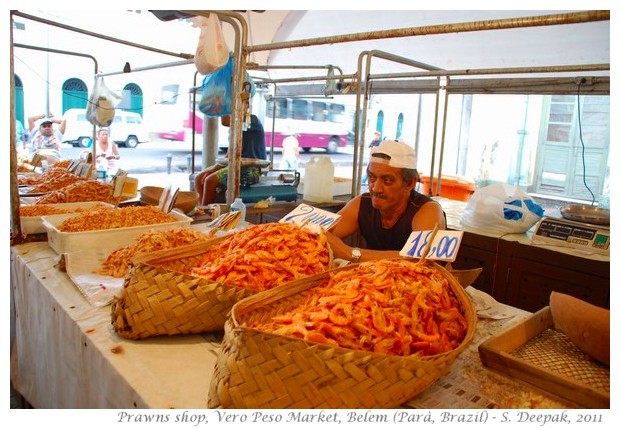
99, 131, 109, 141
366, 161, 414, 210
39, 123, 53, 136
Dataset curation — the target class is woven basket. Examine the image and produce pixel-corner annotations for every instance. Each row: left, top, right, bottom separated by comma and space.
111, 223, 333, 340
207, 259, 477, 409
110, 238, 259, 340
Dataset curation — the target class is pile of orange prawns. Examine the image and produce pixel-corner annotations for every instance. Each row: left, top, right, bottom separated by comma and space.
191, 222, 331, 291
250, 259, 468, 357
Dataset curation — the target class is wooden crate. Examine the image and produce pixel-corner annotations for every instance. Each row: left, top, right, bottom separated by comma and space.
478, 306, 609, 408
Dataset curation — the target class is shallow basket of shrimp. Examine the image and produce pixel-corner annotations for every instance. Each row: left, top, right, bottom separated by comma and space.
110, 238, 256, 340
111, 223, 333, 340
207, 258, 477, 409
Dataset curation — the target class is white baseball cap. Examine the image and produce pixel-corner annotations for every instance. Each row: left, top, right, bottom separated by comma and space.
370, 140, 417, 169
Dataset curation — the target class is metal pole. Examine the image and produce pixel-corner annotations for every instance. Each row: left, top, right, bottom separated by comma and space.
12, 11, 193, 60
10, 13, 23, 243
97, 59, 194, 77
354, 49, 443, 196
248, 11, 609, 54
436, 77, 451, 197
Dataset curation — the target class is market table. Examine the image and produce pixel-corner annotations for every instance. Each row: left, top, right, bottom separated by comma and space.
10, 240, 577, 409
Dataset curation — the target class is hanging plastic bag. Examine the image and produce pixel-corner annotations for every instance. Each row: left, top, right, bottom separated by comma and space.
323, 65, 338, 96
460, 183, 544, 234
192, 13, 229, 75
86, 77, 122, 127
199, 55, 234, 117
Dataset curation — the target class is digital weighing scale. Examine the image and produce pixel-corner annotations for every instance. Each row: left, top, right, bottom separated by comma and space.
532, 216, 610, 256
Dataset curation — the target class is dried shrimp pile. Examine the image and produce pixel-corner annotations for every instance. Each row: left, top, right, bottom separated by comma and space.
30, 171, 84, 193
53, 159, 72, 169
191, 222, 331, 291
19, 203, 112, 217
18, 167, 77, 187
100, 228, 210, 278
17, 163, 35, 173
58, 205, 177, 232
16, 154, 36, 172
249, 260, 468, 357
35, 180, 123, 204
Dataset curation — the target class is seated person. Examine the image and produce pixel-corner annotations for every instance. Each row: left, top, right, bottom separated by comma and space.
195, 114, 266, 206
27, 113, 67, 164
326, 140, 446, 263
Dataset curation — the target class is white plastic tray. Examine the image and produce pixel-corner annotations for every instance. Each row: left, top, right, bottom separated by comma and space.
21, 202, 115, 235
42, 209, 192, 254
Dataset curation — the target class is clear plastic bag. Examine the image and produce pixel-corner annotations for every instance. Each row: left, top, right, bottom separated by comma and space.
460, 183, 544, 234
193, 13, 229, 75
86, 77, 121, 127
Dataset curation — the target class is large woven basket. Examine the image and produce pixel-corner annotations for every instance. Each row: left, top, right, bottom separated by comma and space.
110, 238, 259, 340
207, 259, 477, 409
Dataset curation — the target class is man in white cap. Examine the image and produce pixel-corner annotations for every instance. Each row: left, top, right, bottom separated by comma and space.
27, 113, 67, 164
328, 140, 446, 263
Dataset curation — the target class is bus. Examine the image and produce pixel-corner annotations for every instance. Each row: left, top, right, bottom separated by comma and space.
261, 97, 350, 153
157, 87, 351, 154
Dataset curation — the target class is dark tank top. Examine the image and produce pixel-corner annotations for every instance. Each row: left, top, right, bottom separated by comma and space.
358, 190, 438, 250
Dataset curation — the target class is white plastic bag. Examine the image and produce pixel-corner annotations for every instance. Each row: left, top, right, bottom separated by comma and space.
460, 183, 544, 234
193, 13, 229, 75
86, 77, 122, 127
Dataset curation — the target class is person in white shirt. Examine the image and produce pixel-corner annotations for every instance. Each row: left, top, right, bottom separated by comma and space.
94, 127, 120, 175
27, 113, 66, 164
279, 132, 301, 170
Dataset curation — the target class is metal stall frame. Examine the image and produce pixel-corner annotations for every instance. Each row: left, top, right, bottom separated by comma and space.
353, 50, 444, 197
9, 10, 611, 242
9, 10, 252, 242
355, 62, 610, 198
245, 10, 610, 198
10, 42, 100, 242
9, 10, 198, 243
246, 63, 350, 168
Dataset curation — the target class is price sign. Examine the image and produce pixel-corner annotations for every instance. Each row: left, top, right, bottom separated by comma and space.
111, 170, 129, 198
76, 162, 93, 178
158, 186, 172, 210
400, 229, 464, 262
30, 154, 44, 167
162, 187, 179, 213
280, 203, 341, 233
68, 159, 81, 173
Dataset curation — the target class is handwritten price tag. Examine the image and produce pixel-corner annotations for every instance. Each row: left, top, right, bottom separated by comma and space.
280, 203, 341, 233
400, 229, 464, 262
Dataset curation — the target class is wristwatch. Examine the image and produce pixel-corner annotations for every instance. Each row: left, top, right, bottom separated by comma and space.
351, 247, 362, 263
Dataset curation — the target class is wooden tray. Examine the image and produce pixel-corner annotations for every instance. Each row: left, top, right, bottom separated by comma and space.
478, 306, 609, 408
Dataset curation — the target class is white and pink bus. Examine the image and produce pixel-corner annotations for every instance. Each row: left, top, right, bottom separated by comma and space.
261, 97, 350, 153
157, 88, 351, 154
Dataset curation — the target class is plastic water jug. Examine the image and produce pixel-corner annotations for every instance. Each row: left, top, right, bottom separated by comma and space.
303, 156, 334, 203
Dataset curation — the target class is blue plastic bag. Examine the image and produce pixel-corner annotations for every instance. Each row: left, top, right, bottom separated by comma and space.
199, 55, 233, 117
199, 55, 257, 118
460, 183, 544, 234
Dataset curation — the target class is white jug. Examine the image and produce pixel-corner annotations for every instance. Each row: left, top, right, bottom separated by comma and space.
303, 155, 335, 203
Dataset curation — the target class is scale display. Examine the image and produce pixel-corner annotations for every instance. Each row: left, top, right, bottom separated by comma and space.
532, 217, 610, 255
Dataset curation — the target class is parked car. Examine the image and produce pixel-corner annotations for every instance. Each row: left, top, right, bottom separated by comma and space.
62, 108, 150, 148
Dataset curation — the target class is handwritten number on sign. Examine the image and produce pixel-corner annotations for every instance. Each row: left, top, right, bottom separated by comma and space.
280, 203, 341, 230
402, 230, 463, 262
